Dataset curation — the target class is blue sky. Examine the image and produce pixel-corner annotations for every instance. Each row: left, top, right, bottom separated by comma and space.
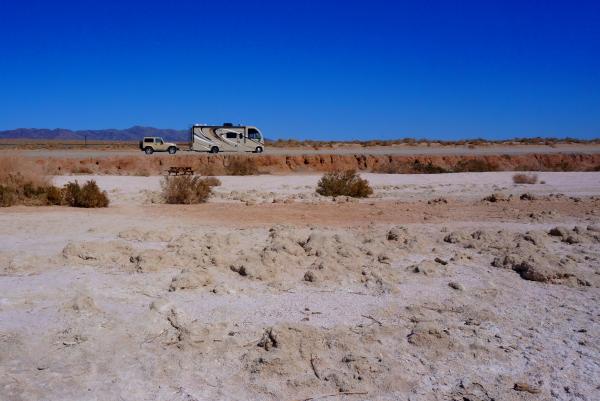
0, 0, 599, 140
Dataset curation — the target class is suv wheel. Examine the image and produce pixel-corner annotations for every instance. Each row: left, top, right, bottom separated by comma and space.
255, 146, 263, 153
210, 146, 219, 154
168, 146, 177, 154
144, 147, 154, 155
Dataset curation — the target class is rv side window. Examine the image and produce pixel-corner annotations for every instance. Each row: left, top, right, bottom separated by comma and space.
248, 129, 261, 140
226, 132, 237, 139
144, 138, 153, 143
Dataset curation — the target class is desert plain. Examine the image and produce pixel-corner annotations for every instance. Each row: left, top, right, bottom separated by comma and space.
1, 152, 599, 401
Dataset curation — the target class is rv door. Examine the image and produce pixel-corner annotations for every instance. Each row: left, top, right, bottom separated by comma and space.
224, 130, 239, 148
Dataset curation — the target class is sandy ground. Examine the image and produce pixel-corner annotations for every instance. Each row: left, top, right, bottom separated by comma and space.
6, 143, 600, 159
1, 172, 600, 401
52, 171, 600, 206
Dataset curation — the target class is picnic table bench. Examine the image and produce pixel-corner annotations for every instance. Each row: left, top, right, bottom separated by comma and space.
166, 166, 194, 176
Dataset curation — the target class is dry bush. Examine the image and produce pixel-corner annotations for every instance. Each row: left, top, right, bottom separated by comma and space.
72, 166, 94, 174
0, 157, 49, 186
202, 176, 222, 187
453, 159, 498, 172
134, 168, 151, 176
316, 170, 373, 198
512, 173, 538, 184
225, 157, 259, 175
411, 160, 449, 174
161, 176, 219, 204
372, 162, 406, 174
0, 157, 62, 206
63, 180, 110, 208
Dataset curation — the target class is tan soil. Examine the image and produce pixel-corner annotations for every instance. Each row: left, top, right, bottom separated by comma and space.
1, 172, 599, 401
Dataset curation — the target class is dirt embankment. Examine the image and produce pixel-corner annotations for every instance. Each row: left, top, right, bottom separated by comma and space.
32, 152, 600, 175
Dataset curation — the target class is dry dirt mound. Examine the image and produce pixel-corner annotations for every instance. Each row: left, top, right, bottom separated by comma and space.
241, 323, 409, 396
443, 228, 598, 286
55, 225, 434, 295
118, 228, 172, 242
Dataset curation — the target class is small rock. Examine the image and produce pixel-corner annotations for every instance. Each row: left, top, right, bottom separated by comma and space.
520, 193, 536, 201
587, 224, 600, 233
230, 264, 248, 277
448, 282, 463, 291
303, 271, 316, 282
549, 226, 569, 237
513, 382, 540, 394
482, 192, 510, 202
564, 235, 581, 244
434, 257, 448, 265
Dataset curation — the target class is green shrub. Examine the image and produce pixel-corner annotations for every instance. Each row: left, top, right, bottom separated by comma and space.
63, 180, 109, 208
225, 157, 258, 175
316, 170, 373, 198
161, 176, 218, 204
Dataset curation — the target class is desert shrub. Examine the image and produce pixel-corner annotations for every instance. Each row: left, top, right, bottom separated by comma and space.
557, 160, 575, 171
63, 181, 81, 206
373, 159, 448, 174
73, 166, 94, 174
225, 157, 258, 175
0, 185, 17, 207
453, 159, 498, 172
134, 168, 151, 176
45, 186, 63, 205
373, 162, 404, 174
63, 180, 109, 208
411, 160, 449, 174
0, 158, 63, 206
316, 170, 373, 198
161, 176, 218, 204
202, 176, 222, 187
512, 173, 538, 184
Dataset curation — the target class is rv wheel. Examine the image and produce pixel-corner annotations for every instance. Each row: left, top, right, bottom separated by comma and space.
144, 147, 154, 155
168, 146, 177, 154
255, 146, 263, 153
210, 146, 219, 154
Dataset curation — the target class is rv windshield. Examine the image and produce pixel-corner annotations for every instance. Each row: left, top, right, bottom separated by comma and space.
248, 128, 262, 141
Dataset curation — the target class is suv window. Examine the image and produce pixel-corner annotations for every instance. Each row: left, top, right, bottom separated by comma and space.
144, 138, 153, 143
155, 138, 164, 144
226, 132, 237, 139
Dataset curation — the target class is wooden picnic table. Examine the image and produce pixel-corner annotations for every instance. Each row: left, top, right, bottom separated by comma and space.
166, 166, 194, 176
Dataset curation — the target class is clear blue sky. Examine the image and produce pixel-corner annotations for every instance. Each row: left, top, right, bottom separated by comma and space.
1, 0, 599, 140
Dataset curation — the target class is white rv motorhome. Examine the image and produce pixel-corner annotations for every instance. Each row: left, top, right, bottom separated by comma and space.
191, 123, 265, 153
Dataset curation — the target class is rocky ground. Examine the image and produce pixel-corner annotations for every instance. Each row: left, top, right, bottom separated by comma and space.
1, 172, 599, 401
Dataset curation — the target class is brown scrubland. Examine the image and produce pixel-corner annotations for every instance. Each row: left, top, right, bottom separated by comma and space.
9, 152, 600, 176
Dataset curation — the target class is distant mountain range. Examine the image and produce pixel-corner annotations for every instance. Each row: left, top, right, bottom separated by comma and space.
0, 126, 190, 142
